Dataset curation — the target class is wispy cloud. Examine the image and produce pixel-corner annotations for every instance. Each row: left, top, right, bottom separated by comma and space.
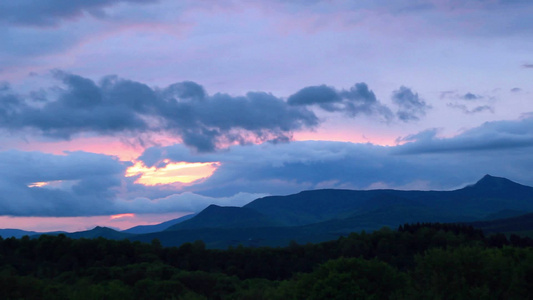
447, 103, 494, 114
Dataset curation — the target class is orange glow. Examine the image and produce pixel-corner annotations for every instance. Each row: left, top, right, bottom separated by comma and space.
126, 160, 219, 185
110, 213, 135, 219
28, 182, 48, 188
27, 180, 65, 188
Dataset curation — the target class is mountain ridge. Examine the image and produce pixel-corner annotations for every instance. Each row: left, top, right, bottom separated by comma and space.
4, 175, 533, 248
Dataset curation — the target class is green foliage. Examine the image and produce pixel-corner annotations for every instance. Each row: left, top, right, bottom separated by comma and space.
0, 224, 532, 299
291, 257, 408, 300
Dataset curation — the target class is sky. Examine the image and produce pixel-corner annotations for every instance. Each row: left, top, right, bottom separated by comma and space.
0, 0, 532, 232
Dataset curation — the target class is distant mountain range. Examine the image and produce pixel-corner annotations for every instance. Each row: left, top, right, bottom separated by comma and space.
122, 213, 196, 234
2, 175, 533, 248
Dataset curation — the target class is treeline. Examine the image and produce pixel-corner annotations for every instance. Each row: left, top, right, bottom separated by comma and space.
0, 223, 532, 299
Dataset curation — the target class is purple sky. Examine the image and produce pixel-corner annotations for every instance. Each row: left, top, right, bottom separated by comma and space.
1, 0, 532, 231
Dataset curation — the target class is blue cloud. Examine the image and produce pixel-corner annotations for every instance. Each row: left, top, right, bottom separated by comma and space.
0, 0, 158, 27
1, 72, 319, 152
392, 86, 430, 122
288, 83, 394, 120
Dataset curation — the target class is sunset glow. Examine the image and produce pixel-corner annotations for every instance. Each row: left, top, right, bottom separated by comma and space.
27, 180, 66, 188
27, 182, 49, 188
0, 213, 192, 232
110, 213, 135, 220
126, 160, 220, 185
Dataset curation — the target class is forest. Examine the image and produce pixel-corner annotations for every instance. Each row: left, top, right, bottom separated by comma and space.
0, 223, 532, 299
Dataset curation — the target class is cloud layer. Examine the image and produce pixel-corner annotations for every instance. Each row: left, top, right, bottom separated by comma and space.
0, 0, 158, 27
138, 114, 533, 196
1, 72, 320, 152
1, 72, 430, 152
1, 113, 533, 217
0, 150, 125, 216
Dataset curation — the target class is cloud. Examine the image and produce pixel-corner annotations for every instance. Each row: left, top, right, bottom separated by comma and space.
511, 87, 522, 93
523, 63, 533, 68
3, 114, 533, 217
115, 192, 267, 214
392, 86, 430, 121
0, 148, 264, 216
462, 92, 482, 100
394, 114, 533, 154
0, 150, 127, 216
0, 0, 158, 27
288, 82, 394, 121
3, 73, 436, 152
134, 114, 533, 196
440, 91, 484, 101
1, 71, 319, 152
287, 85, 340, 106
136, 135, 533, 198
447, 103, 494, 114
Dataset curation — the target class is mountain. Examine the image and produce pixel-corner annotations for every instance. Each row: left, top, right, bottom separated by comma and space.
244, 175, 533, 227
441, 175, 533, 216
6, 175, 533, 249
0, 229, 39, 239
135, 175, 533, 248
167, 205, 281, 230
122, 214, 196, 234
37, 226, 134, 240
466, 174, 531, 193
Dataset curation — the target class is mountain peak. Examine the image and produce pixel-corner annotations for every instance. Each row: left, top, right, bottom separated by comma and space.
469, 174, 527, 191
476, 174, 511, 185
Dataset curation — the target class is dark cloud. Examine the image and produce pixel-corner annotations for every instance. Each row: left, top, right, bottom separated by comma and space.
5, 72, 152, 139
523, 63, 533, 68
462, 92, 482, 100
288, 83, 393, 120
138, 126, 533, 198
1, 71, 318, 152
392, 86, 430, 121
0, 150, 126, 216
394, 114, 533, 155
447, 103, 494, 114
0, 0, 158, 27
287, 85, 339, 106
162, 81, 206, 101
3, 114, 533, 216
0, 149, 265, 216
511, 87, 522, 93
3, 75, 438, 151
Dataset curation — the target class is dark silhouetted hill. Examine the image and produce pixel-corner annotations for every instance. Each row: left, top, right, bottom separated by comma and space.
167, 205, 281, 230
0, 229, 39, 239
10, 175, 533, 249
65, 226, 133, 240
138, 175, 533, 248
122, 214, 196, 234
